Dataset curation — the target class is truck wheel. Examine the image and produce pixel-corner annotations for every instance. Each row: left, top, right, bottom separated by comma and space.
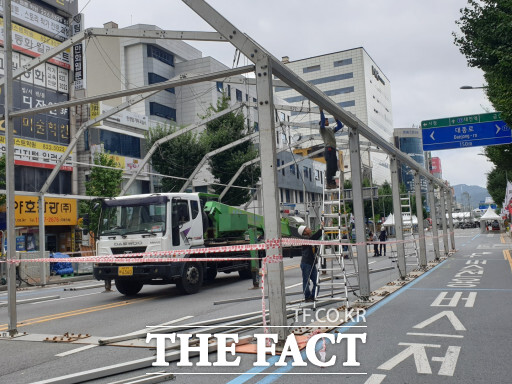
115, 279, 143, 296
177, 262, 203, 294
238, 268, 252, 279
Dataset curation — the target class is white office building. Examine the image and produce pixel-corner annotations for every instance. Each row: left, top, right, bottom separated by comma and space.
275, 48, 394, 185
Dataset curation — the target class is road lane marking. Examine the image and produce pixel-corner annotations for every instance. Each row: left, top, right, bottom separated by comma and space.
55, 344, 98, 357
406, 332, 463, 338
27, 292, 102, 304
504, 250, 512, 273
0, 296, 157, 331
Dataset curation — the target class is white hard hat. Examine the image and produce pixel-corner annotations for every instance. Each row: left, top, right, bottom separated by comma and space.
298, 225, 307, 237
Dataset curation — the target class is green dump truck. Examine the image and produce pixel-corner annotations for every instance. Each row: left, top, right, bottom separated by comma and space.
93, 193, 299, 295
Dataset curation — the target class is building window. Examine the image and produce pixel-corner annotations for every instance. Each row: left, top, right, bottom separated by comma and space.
148, 72, 175, 93
227, 84, 231, 99
309, 72, 353, 86
100, 130, 141, 158
285, 189, 290, 203
296, 167, 299, 179
253, 122, 259, 132
299, 191, 304, 203
252, 97, 257, 102
149, 102, 176, 121
290, 164, 295, 174
216, 82, 224, 92
303, 166, 308, 179
338, 100, 356, 108
325, 86, 354, 97
147, 45, 174, 66
236, 89, 243, 102
334, 58, 352, 67
303, 64, 320, 73
15, 165, 71, 194
284, 95, 307, 103
245, 93, 249, 102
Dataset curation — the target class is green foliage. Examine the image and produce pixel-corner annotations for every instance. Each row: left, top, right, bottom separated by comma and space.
377, 181, 393, 220
454, 0, 512, 125
201, 94, 260, 206
486, 167, 507, 207
80, 152, 123, 237
145, 124, 207, 192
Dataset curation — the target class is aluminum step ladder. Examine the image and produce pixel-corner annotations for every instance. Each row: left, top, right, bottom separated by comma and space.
313, 170, 354, 309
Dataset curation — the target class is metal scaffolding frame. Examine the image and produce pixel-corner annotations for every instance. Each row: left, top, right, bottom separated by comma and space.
2, 0, 455, 338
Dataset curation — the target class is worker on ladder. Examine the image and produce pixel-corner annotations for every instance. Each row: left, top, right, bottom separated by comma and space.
319, 109, 344, 189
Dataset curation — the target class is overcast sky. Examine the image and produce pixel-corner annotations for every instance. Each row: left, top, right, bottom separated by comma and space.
81, 0, 493, 188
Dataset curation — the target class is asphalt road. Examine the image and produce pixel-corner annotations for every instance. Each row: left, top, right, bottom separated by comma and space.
1, 228, 508, 384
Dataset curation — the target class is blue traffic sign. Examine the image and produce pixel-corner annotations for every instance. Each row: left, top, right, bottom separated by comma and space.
422, 114, 511, 151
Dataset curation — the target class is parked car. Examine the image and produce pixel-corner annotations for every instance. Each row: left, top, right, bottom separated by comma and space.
491, 220, 500, 231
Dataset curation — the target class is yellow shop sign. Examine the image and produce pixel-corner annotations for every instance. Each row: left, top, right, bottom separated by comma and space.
14, 196, 77, 226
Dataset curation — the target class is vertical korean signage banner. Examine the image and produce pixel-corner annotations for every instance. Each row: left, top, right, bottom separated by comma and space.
14, 196, 77, 226
71, 13, 86, 90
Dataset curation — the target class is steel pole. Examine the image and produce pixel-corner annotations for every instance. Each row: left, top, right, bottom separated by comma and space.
255, 57, 287, 340
446, 189, 456, 251
38, 194, 46, 286
348, 127, 371, 299
427, 182, 441, 260
390, 157, 406, 279
439, 189, 449, 256
4, 0, 17, 336
414, 172, 427, 268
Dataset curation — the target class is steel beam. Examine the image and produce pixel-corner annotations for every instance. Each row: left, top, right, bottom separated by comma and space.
349, 126, 371, 299
120, 103, 244, 196
390, 156, 406, 279
88, 27, 227, 42
414, 172, 427, 268
179, 132, 259, 192
447, 189, 456, 251
428, 182, 441, 260
439, 189, 449, 256
10, 65, 254, 118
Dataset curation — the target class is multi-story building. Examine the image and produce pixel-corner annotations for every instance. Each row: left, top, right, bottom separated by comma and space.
0, 0, 79, 253
393, 128, 426, 193
82, 22, 261, 195
275, 48, 393, 185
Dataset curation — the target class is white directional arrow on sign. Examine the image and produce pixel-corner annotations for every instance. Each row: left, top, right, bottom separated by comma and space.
496, 124, 501, 134
430, 131, 435, 141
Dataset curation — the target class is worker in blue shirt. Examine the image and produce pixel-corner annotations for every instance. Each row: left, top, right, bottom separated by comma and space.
319, 109, 343, 189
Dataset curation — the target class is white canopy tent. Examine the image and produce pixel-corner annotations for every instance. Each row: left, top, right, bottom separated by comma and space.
479, 207, 503, 232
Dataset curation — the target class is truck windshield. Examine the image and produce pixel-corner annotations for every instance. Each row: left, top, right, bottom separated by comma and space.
99, 202, 167, 236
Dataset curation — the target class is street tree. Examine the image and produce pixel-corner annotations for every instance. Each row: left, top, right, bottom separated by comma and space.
145, 124, 207, 192
486, 167, 507, 207
201, 95, 260, 206
80, 152, 123, 238
454, 0, 512, 125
